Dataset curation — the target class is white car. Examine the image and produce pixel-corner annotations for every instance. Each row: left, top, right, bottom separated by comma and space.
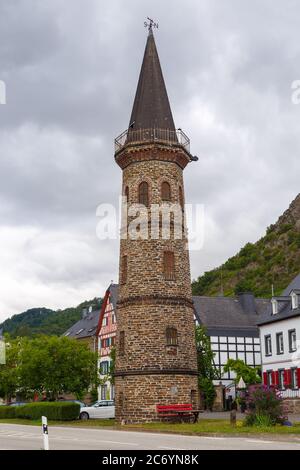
79, 400, 115, 420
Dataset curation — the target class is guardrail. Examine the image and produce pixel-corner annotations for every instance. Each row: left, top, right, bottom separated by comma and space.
115, 128, 190, 153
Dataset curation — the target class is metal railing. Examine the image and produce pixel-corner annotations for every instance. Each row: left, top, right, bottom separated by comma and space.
114, 127, 190, 153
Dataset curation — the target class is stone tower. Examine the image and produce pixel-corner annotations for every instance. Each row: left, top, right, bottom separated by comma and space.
114, 26, 199, 423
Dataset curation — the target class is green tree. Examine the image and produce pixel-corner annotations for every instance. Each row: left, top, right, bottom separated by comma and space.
0, 337, 22, 403
223, 359, 261, 385
20, 336, 98, 400
108, 347, 116, 385
195, 326, 220, 410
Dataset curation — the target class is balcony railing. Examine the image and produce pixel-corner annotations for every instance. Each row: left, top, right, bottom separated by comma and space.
115, 127, 190, 153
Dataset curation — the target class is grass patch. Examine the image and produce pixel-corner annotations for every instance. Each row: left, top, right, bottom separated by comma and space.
0, 418, 115, 427
1, 418, 300, 435
124, 419, 300, 435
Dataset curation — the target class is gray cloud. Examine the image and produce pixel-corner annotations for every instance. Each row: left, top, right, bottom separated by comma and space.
0, 0, 299, 320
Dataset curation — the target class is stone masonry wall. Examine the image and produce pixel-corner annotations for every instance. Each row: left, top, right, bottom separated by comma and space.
115, 146, 199, 423
115, 374, 199, 423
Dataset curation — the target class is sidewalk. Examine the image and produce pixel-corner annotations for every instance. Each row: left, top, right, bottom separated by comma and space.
201, 411, 300, 422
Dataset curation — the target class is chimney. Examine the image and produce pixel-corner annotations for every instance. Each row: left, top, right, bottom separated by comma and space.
82, 308, 88, 319
237, 292, 256, 314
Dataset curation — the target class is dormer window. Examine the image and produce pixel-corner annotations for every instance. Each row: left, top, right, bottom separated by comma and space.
291, 292, 299, 310
271, 299, 278, 315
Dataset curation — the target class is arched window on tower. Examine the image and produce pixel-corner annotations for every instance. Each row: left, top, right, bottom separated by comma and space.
161, 182, 171, 201
166, 327, 178, 346
138, 181, 149, 206
163, 251, 175, 280
179, 186, 184, 209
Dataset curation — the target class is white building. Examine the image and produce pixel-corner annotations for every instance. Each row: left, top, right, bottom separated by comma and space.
258, 274, 300, 400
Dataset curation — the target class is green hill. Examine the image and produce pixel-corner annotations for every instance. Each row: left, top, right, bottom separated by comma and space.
0, 298, 102, 338
192, 193, 300, 298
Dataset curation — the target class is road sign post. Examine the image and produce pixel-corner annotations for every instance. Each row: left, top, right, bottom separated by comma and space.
42, 416, 49, 450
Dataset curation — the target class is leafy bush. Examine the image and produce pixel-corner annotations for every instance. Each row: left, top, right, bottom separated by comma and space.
196, 326, 219, 410
15, 402, 80, 421
234, 279, 255, 295
277, 223, 293, 235
223, 359, 261, 385
244, 385, 286, 427
0, 406, 16, 419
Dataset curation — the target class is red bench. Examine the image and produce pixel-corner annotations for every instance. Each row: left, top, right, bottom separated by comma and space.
156, 404, 200, 423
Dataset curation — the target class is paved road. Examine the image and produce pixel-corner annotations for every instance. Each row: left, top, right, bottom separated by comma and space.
0, 424, 300, 450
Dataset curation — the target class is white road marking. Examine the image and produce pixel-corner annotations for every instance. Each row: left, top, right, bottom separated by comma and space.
158, 446, 183, 450
246, 438, 300, 446
246, 439, 275, 444
0, 433, 37, 439
95, 440, 139, 446
199, 436, 226, 440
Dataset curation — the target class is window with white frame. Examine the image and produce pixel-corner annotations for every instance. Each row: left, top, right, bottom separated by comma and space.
267, 370, 273, 386
291, 368, 299, 389
100, 361, 109, 375
289, 329, 297, 352
265, 335, 272, 356
101, 385, 107, 400
276, 332, 284, 355
291, 292, 299, 310
271, 299, 278, 315
278, 370, 285, 390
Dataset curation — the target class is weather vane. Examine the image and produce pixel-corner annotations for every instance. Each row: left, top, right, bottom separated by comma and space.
144, 17, 159, 32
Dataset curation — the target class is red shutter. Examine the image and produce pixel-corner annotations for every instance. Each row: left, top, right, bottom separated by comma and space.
297, 368, 300, 387
287, 369, 292, 387
284, 369, 291, 387
263, 372, 268, 385
274, 371, 279, 387
271, 371, 276, 386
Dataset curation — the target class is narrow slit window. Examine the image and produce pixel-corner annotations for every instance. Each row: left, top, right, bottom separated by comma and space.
161, 182, 171, 201
121, 255, 128, 284
179, 186, 184, 208
163, 251, 175, 280
166, 327, 178, 346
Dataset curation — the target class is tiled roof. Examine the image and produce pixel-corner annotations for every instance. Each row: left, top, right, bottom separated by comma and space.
193, 294, 268, 337
257, 273, 300, 326
63, 308, 100, 339
63, 284, 118, 339
282, 273, 300, 296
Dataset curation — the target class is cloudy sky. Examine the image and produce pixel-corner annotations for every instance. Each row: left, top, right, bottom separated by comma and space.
0, 0, 299, 321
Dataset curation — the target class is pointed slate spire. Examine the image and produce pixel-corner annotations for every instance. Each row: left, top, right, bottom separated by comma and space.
128, 29, 176, 132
